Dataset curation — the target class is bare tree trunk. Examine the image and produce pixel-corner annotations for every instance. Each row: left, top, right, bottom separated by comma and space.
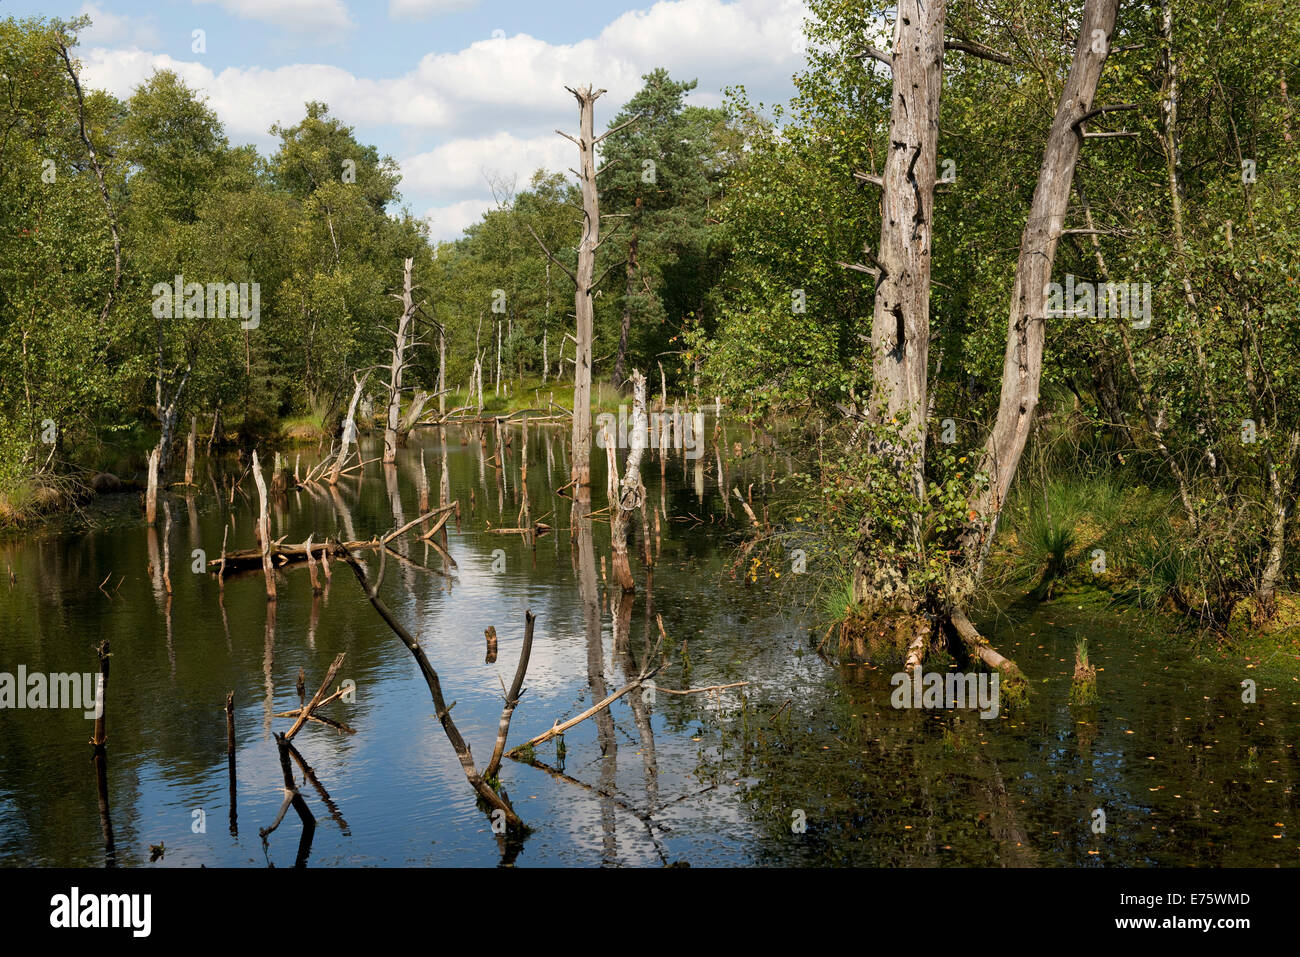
145, 447, 159, 526
962, 0, 1121, 582
251, 449, 276, 601
399, 390, 430, 444
850, 0, 947, 606
184, 418, 196, 486
528, 86, 636, 486
475, 351, 485, 415
207, 406, 221, 454
438, 332, 446, 418
384, 258, 417, 465
611, 371, 648, 592
570, 87, 602, 488
154, 365, 191, 471
331, 373, 368, 486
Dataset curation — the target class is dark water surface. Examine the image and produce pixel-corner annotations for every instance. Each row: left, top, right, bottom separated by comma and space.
1, 422, 1296, 866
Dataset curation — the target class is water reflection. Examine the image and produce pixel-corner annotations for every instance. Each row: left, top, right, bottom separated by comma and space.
0, 418, 1296, 867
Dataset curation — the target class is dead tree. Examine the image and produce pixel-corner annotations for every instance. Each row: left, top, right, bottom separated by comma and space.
611, 370, 648, 592
56, 39, 121, 324
251, 449, 277, 600
835, 0, 1119, 685
843, 0, 947, 609
210, 503, 455, 574
933, 0, 1121, 680
154, 359, 191, 471
529, 85, 638, 490
330, 372, 369, 486
183, 418, 196, 486
398, 389, 431, 446
281, 652, 349, 740
383, 258, 420, 464
144, 447, 159, 526
961, 0, 1122, 583
438, 332, 447, 418
332, 542, 533, 833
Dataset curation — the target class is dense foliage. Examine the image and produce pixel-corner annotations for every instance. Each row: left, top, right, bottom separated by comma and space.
3, 3, 1298, 632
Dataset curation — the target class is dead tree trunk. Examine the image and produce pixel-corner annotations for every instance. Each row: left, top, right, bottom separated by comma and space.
570, 87, 600, 489
57, 37, 121, 325
848, 0, 947, 607
438, 332, 447, 418
333, 544, 529, 833
611, 370, 648, 592
962, 0, 1121, 583
145, 447, 159, 526
529, 85, 637, 489
184, 418, 196, 485
331, 372, 368, 486
252, 449, 277, 601
207, 406, 222, 454
384, 257, 417, 465
399, 390, 430, 445
154, 363, 191, 471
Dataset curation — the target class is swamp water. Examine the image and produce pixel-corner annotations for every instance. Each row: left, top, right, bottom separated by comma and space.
0, 422, 1296, 866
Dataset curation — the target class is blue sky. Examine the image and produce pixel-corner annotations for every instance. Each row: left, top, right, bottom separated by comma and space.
10, 0, 807, 239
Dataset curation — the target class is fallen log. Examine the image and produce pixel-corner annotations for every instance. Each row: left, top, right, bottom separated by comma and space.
507, 661, 662, 756
487, 522, 553, 538
948, 608, 1026, 686
416, 506, 454, 542
208, 504, 456, 572
283, 652, 346, 741
331, 542, 530, 834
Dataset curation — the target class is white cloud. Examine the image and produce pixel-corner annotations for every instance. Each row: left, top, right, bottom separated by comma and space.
388, 0, 479, 19
77, 3, 162, 48
400, 132, 573, 196
84, 0, 804, 137
77, 0, 808, 239
601, 0, 805, 73
192, 0, 355, 37
423, 198, 496, 240
80, 48, 455, 142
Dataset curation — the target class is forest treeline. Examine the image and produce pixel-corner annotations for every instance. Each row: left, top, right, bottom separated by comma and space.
2, 1, 1299, 640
